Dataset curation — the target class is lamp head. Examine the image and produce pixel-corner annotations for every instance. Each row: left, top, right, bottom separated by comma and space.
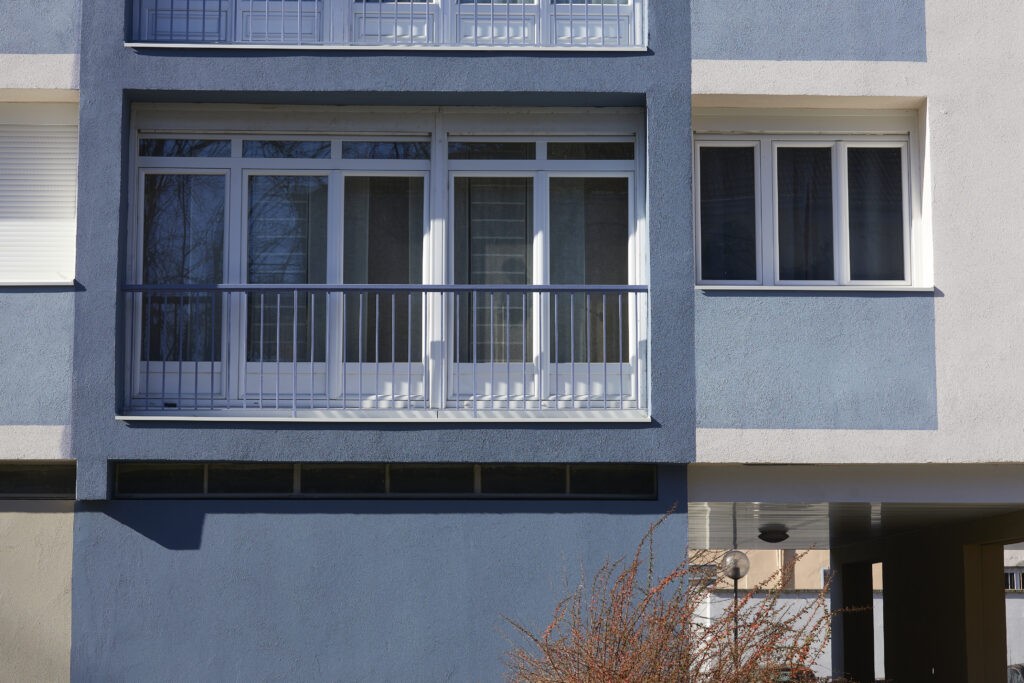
721, 550, 750, 581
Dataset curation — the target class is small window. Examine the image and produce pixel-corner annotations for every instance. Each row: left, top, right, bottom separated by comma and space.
547, 142, 634, 161
695, 136, 911, 286
139, 139, 231, 158
117, 463, 204, 495
569, 464, 656, 496
243, 140, 330, 159
207, 463, 294, 494
389, 464, 476, 494
300, 464, 386, 494
343, 141, 430, 160
448, 141, 536, 160
0, 462, 76, 498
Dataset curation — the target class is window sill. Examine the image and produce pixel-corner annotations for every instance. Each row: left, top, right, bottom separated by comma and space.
116, 409, 652, 423
124, 42, 647, 53
0, 280, 76, 287
696, 285, 935, 293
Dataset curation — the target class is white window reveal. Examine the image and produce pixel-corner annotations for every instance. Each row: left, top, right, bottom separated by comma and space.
124, 107, 648, 421
693, 109, 926, 290
0, 104, 79, 286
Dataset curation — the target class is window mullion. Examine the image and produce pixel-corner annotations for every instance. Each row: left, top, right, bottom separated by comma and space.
227, 164, 245, 404
534, 171, 549, 407
762, 138, 777, 286
428, 115, 447, 410
835, 141, 849, 285
327, 169, 345, 401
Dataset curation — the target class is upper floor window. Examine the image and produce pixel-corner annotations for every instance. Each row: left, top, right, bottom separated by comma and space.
129, 0, 647, 49
693, 109, 927, 289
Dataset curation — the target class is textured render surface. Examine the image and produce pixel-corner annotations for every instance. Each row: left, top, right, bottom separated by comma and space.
0, 293, 74, 428
691, 0, 926, 62
0, 0, 81, 54
71, 2, 694, 497
0, 502, 73, 683
0, 55, 80, 91
694, 1, 1024, 464
71, 467, 685, 680
696, 293, 937, 429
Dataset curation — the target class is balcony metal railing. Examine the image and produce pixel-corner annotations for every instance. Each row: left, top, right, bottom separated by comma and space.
129, 0, 646, 49
122, 283, 649, 419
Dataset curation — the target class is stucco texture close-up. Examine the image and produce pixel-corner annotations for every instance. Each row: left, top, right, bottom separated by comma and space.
0, 0, 81, 55
0, 502, 74, 683
695, 293, 937, 430
691, 0, 926, 62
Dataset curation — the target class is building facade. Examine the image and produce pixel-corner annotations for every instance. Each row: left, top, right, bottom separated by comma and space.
1, 1, 1024, 680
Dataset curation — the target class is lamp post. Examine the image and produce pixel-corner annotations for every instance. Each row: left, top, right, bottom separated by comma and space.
721, 549, 750, 652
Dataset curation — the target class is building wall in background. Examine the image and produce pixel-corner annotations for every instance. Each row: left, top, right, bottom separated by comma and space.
695, 1, 1024, 466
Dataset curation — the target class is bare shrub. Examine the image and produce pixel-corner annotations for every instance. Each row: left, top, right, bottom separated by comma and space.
504, 515, 833, 683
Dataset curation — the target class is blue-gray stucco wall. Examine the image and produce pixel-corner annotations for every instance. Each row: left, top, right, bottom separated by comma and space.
696, 293, 937, 430
71, 2, 694, 498
0, 0, 81, 54
691, 0, 926, 62
70, 466, 685, 681
0, 292, 74, 426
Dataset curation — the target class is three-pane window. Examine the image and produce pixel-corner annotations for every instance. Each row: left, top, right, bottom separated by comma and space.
695, 136, 911, 286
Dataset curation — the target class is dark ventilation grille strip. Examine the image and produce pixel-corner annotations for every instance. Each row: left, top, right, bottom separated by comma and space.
114, 463, 657, 499
0, 462, 76, 498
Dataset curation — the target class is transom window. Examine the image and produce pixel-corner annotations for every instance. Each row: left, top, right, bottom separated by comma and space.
125, 109, 648, 420
695, 131, 918, 288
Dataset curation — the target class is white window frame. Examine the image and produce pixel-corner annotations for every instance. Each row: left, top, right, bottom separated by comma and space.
693, 108, 927, 291
125, 105, 648, 418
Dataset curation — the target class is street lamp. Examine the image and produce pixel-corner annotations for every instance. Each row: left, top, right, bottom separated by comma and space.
721, 549, 749, 651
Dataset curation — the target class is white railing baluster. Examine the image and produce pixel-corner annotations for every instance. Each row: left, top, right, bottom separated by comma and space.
134, 0, 645, 46
123, 284, 647, 417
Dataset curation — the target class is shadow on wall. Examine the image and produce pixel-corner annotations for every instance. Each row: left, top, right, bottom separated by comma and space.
696, 292, 938, 430
691, 0, 926, 62
83, 486, 683, 550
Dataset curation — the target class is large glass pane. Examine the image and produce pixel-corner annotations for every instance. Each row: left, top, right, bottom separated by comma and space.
777, 147, 834, 281
848, 147, 905, 281
699, 146, 757, 281
142, 174, 225, 362
246, 175, 328, 363
453, 177, 533, 364
549, 177, 628, 363
343, 177, 424, 364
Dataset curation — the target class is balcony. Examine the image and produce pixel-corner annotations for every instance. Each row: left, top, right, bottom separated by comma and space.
122, 283, 649, 420
128, 0, 646, 49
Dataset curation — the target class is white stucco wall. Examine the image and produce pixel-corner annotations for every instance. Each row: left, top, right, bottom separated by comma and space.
694, 0, 1024, 466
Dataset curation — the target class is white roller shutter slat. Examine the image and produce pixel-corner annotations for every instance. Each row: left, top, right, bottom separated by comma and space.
0, 117, 78, 285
